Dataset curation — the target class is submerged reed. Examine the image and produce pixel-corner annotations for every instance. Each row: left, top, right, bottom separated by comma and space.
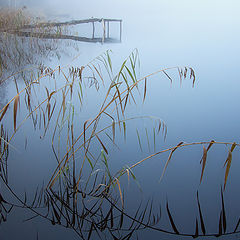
0, 36, 239, 239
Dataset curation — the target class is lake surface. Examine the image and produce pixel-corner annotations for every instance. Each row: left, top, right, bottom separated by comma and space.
1, 1, 240, 239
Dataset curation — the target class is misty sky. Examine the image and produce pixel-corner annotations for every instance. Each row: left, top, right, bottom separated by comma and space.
1, 0, 237, 42
1, 0, 240, 69
1, 0, 240, 23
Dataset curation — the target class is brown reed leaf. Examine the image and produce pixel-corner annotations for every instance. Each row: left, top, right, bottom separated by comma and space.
178, 67, 183, 86
184, 67, 187, 78
70, 83, 73, 99
224, 142, 237, 190
92, 64, 104, 86
224, 142, 236, 167
230, 142, 237, 152
160, 142, 183, 181
13, 95, 19, 131
224, 150, 232, 190
112, 121, 115, 144
62, 91, 66, 120
180, 68, 183, 77
143, 77, 147, 103
197, 192, 206, 235
218, 211, 222, 236
157, 119, 162, 134
192, 219, 199, 238
191, 68, 196, 87
163, 122, 167, 140
200, 146, 207, 183
126, 168, 130, 183
49, 91, 56, 100
115, 177, 123, 207
124, 91, 129, 111
122, 121, 126, 139
26, 93, 31, 110
95, 134, 108, 155
48, 100, 56, 122
234, 218, 240, 233
163, 70, 172, 84
14, 77, 19, 94
206, 140, 215, 152
115, 85, 124, 117
42, 111, 46, 130
189, 67, 196, 87
0, 103, 9, 122
83, 120, 89, 150
47, 102, 51, 120
221, 188, 226, 233
45, 87, 50, 100
166, 201, 179, 234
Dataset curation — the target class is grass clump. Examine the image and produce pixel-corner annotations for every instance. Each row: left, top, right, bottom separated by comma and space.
0, 7, 33, 31
0, 14, 239, 238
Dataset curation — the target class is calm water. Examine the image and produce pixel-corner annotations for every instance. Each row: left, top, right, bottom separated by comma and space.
1, 1, 240, 239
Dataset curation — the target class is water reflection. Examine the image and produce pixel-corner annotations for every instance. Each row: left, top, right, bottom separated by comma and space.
1, 2, 240, 239
0, 7, 74, 83
0, 45, 239, 240
0, 32, 61, 79
0, 7, 122, 89
10, 18, 123, 43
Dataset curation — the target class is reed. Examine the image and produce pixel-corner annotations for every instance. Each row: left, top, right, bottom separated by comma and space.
0, 43, 239, 239
0, 7, 71, 83
0, 7, 32, 31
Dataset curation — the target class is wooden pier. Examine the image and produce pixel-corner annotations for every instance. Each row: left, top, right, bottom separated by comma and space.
2, 18, 123, 43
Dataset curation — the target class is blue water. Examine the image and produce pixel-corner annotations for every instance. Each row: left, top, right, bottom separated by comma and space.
1, 1, 240, 239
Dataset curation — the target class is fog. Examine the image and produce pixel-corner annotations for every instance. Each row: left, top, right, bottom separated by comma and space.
2, 0, 240, 26
2, 0, 240, 49
1, 1, 240, 239
1, 0, 240, 84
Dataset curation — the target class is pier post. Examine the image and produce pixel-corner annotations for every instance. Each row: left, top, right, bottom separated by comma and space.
120, 20, 122, 42
92, 22, 95, 39
102, 19, 106, 43
107, 21, 110, 38
9, 18, 122, 44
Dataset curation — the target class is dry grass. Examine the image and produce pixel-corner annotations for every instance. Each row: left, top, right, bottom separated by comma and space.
0, 7, 32, 31
0, 45, 239, 239
0, 8, 73, 83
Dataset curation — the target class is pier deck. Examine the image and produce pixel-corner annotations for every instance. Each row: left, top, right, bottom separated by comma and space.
1, 18, 123, 43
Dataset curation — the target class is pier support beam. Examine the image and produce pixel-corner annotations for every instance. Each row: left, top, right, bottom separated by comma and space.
120, 20, 122, 42
92, 22, 95, 39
